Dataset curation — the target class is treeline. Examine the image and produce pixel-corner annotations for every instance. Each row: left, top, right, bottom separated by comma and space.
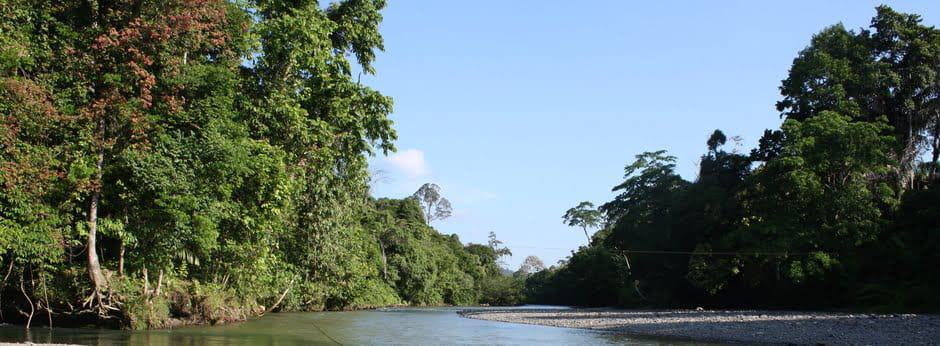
363, 196, 521, 308
0, 0, 517, 329
527, 6, 940, 312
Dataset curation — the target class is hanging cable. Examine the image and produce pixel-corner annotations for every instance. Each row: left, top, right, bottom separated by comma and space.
620, 249, 833, 256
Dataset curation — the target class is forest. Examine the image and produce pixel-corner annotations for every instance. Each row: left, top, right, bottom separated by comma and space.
0, 0, 520, 329
2, 0, 938, 332
526, 6, 940, 312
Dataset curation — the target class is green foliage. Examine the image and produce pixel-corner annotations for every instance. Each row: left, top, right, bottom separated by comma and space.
0, 0, 518, 329
731, 112, 895, 284
5, 0, 936, 329
525, 246, 630, 307
529, 6, 939, 312
777, 5, 940, 184
411, 183, 453, 224
562, 201, 601, 244
479, 275, 525, 306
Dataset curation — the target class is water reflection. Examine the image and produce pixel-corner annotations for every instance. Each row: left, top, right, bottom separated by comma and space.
0, 307, 696, 345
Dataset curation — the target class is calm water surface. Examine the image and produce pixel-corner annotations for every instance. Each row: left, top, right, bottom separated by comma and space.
0, 306, 702, 345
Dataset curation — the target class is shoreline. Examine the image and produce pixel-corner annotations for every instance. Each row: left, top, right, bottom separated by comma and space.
458, 308, 940, 345
0, 303, 486, 331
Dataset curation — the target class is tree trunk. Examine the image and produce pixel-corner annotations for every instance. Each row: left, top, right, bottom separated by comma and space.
42, 276, 51, 329
0, 259, 13, 321
20, 274, 33, 329
155, 270, 163, 296
931, 138, 939, 181
84, 0, 108, 309
119, 208, 127, 277
903, 113, 915, 189
263, 278, 294, 315
118, 241, 125, 277
633, 280, 646, 300
930, 114, 939, 181
378, 237, 388, 280
142, 267, 148, 296
582, 226, 591, 246
87, 142, 108, 297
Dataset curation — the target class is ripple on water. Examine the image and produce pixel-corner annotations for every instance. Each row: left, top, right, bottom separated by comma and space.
0, 306, 706, 345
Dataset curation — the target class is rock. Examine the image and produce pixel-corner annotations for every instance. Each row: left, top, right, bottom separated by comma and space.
460, 308, 940, 345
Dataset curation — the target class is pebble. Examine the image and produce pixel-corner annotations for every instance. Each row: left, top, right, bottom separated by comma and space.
459, 308, 940, 345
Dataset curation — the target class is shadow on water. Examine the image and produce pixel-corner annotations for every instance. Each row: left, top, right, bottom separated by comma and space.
0, 307, 709, 345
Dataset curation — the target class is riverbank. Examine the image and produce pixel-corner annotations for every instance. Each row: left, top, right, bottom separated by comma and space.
459, 308, 940, 345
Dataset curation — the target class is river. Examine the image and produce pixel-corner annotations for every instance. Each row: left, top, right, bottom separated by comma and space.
0, 306, 700, 345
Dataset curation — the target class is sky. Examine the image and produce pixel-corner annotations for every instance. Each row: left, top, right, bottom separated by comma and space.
362, 1, 940, 269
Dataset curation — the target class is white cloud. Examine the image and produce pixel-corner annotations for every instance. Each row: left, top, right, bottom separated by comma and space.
384, 149, 429, 178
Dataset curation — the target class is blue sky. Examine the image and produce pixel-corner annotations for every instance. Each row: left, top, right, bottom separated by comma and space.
363, 1, 940, 269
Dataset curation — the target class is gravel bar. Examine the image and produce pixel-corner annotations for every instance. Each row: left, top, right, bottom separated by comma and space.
459, 308, 940, 345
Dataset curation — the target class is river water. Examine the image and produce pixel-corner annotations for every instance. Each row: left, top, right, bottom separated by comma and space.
0, 306, 694, 345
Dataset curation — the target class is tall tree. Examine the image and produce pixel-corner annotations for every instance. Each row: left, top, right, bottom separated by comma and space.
487, 231, 512, 267
776, 5, 940, 188
411, 183, 453, 224
599, 151, 690, 304
562, 201, 602, 245
706, 129, 728, 154
246, 0, 398, 308
517, 255, 545, 275
529, 6, 940, 312
60, 0, 237, 312
738, 112, 896, 285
